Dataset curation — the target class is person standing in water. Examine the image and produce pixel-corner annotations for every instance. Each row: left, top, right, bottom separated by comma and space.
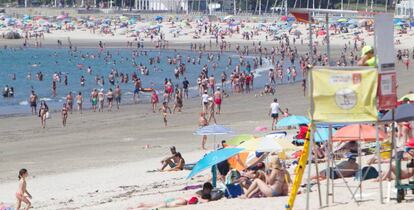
182, 77, 190, 99
61, 103, 68, 127
133, 78, 141, 103
76, 92, 83, 114
29, 90, 37, 115
16, 169, 32, 210
90, 89, 98, 112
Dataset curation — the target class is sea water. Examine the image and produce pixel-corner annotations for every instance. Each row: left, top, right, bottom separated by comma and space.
0, 48, 301, 116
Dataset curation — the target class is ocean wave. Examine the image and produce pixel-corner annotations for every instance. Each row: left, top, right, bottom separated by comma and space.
19, 101, 28, 106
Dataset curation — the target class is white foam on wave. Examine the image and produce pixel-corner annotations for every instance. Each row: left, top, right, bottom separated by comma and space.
19, 101, 28, 106
39, 97, 53, 101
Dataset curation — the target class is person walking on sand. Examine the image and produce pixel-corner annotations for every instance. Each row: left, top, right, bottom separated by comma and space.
159, 102, 172, 127
173, 89, 183, 113
16, 169, 32, 210
38, 100, 48, 129
213, 87, 222, 114
199, 112, 208, 150
66, 91, 73, 114
76, 91, 83, 114
61, 103, 68, 127
207, 98, 217, 123
269, 98, 283, 130
29, 90, 37, 115
90, 89, 98, 112
201, 90, 209, 114
151, 90, 159, 113
98, 89, 105, 112
107, 88, 114, 111
114, 85, 122, 110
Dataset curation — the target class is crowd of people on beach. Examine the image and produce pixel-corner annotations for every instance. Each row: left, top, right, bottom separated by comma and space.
4, 13, 414, 210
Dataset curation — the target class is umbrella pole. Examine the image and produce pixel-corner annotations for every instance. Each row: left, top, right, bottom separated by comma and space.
387, 109, 395, 203
313, 141, 322, 208
375, 122, 384, 204
305, 127, 314, 210
313, 127, 322, 207
358, 125, 362, 201
212, 135, 217, 187
325, 125, 332, 206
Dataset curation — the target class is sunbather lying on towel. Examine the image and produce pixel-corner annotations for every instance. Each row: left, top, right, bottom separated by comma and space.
128, 182, 213, 209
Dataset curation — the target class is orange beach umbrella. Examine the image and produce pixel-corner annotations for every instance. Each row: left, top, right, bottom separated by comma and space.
332, 124, 387, 142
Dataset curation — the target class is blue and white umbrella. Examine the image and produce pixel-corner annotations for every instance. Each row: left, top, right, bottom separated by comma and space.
194, 124, 233, 136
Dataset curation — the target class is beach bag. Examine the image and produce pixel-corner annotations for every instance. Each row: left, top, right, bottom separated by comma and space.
210, 189, 224, 201
355, 166, 378, 181
224, 184, 243, 198
45, 111, 51, 119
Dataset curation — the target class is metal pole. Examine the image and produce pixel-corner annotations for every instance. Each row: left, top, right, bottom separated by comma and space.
358, 125, 362, 201
387, 110, 395, 202
234, 0, 236, 14
306, 126, 314, 210
259, 0, 262, 15
309, 11, 313, 64
326, 13, 330, 66
376, 122, 384, 203
326, 125, 332, 206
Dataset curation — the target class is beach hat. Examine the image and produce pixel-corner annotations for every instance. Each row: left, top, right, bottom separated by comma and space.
361, 45, 374, 56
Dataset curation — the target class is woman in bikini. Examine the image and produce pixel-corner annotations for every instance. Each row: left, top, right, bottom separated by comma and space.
38, 100, 48, 128
106, 88, 114, 111
76, 92, 83, 114
151, 90, 159, 113
16, 169, 32, 210
241, 157, 291, 198
159, 102, 172, 127
61, 103, 68, 127
128, 182, 213, 210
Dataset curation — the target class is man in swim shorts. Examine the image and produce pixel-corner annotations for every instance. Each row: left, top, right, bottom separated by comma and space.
213, 87, 222, 114
29, 90, 37, 115
90, 89, 98, 112
269, 98, 283, 130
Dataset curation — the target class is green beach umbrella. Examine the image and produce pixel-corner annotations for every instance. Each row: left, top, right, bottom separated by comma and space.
227, 134, 255, 146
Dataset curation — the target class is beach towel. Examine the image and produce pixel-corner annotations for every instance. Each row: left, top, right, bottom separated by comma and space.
0, 202, 13, 210
355, 166, 379, 181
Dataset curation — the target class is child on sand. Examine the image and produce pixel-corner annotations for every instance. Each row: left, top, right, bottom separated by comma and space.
16, 169, 32, 210
159, 102, 172, 127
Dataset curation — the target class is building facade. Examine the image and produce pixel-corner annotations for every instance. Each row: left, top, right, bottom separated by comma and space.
396, 0, 414, 17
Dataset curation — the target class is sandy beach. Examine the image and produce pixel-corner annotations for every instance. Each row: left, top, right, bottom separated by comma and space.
1, 13, 414, 210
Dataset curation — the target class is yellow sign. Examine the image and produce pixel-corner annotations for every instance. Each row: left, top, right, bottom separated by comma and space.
310, 67, 378, 122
